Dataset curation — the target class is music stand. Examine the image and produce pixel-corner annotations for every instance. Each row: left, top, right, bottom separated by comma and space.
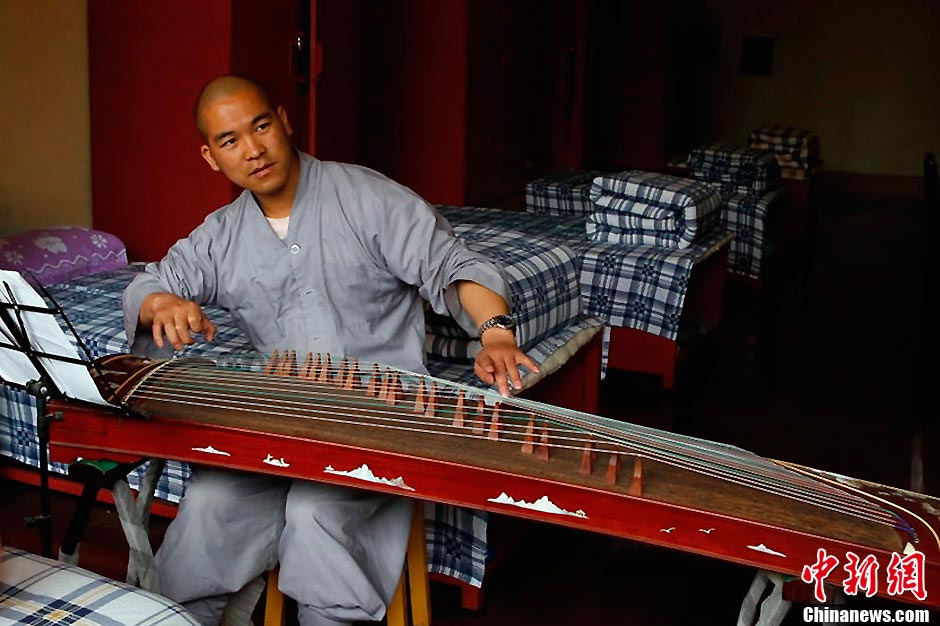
0, 269, 111, 557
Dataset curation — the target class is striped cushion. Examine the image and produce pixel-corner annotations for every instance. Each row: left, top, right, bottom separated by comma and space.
0, 547, 199, 625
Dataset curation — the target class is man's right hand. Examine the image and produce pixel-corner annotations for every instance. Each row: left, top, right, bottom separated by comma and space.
139, 292, 216, 351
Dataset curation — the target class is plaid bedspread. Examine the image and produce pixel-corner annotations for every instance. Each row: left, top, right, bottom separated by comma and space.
687, 143, 781, 196
720, 189, 786, 278
1, 263, 602, 590
524, 170, 602, 217
587, 171, 721, 249
576, 229, 729, 339
436, 206, 732, 359
425, 228, 582, 359
0, 547, 199, 625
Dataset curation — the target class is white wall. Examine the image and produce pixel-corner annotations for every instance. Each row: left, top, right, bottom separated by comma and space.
685, 0, 939, 176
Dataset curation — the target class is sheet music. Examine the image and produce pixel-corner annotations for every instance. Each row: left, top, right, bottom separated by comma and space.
0, 270, 109, 405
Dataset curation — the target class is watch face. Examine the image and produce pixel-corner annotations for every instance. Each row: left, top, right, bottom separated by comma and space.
494, 315, 515, 328
481, 314, 516, 334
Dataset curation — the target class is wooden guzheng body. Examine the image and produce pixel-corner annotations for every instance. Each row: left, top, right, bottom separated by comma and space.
48, 352, 939, 608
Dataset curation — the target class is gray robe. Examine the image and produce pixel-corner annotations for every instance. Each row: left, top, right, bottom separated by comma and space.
123, 153, 510, 625
124, 152, 510, 374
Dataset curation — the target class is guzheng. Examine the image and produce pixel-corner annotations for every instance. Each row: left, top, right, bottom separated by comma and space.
48, 351, 939, 609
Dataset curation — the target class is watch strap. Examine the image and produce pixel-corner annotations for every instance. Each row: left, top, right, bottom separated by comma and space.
479, 314, 516, 335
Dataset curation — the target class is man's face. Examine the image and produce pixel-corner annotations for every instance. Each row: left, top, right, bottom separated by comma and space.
199, 88, 296, 198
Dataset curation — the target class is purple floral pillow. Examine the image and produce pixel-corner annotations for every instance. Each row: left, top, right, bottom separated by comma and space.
0, 227, 128, 286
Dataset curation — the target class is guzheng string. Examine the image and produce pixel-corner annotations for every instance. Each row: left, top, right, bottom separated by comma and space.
126, 354, 901, 531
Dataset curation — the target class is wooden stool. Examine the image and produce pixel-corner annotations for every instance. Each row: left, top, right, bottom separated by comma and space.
263, 568, 286, 626
263, 500, 431, 626
387, 501, 431, 626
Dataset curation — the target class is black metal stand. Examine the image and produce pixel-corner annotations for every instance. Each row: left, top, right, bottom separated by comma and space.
20, 382, 62, 558
58, 458, 149, 562
1, 275, 102, 559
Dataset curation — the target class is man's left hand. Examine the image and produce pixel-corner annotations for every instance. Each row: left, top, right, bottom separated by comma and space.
474, 329, 540, 397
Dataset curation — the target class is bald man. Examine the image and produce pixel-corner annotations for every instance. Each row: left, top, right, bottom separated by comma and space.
123, 76, 537, 626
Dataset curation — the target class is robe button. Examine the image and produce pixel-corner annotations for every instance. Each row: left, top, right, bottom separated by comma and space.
289, 244, 301, 255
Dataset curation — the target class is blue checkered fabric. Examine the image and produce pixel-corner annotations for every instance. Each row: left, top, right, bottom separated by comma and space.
438, 205, 587, 239
46, 267, 255, 359
436, 206, 733, 369
524, 171, 602, 217
421, 503, 489, 588
719, 189, 786, 278
0, 546, 200, 625
424, 228, 582, 357
587, 171, 722, 249
577, 229, 729, 339
687, 143, 781, 196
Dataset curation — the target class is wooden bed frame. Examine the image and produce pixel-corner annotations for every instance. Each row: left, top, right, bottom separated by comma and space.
606, 243, 729, 389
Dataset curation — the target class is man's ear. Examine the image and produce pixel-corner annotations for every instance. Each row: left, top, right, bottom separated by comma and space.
200, 144, 221, 172
277, 105, 293, 137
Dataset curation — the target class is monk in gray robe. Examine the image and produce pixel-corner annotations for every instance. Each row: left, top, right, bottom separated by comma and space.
123, 75, 537, 626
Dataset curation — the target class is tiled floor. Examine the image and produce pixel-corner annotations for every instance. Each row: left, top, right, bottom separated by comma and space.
1, 179, 936, 624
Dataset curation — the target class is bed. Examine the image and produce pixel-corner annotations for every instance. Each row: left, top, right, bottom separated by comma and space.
436, 203, 732, 388
671, 140, 819, 281
1, 225, 604, 608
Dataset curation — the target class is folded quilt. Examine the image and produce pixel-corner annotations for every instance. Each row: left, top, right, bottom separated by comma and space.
687, 143, 781, 195
747, 125, 821, 154
588, 171, 721, 249
748, 141, 820, 166
585, 221, 696, 248
525, 170, 603, 217
424, 227, 582, 354
588, 209, 681, 233
720, 188, 786, 278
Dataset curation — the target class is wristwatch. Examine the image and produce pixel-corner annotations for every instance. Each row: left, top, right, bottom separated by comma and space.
479, 314, 516, 336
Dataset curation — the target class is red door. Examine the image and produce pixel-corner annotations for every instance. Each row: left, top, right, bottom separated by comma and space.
89, 1, 316, 262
